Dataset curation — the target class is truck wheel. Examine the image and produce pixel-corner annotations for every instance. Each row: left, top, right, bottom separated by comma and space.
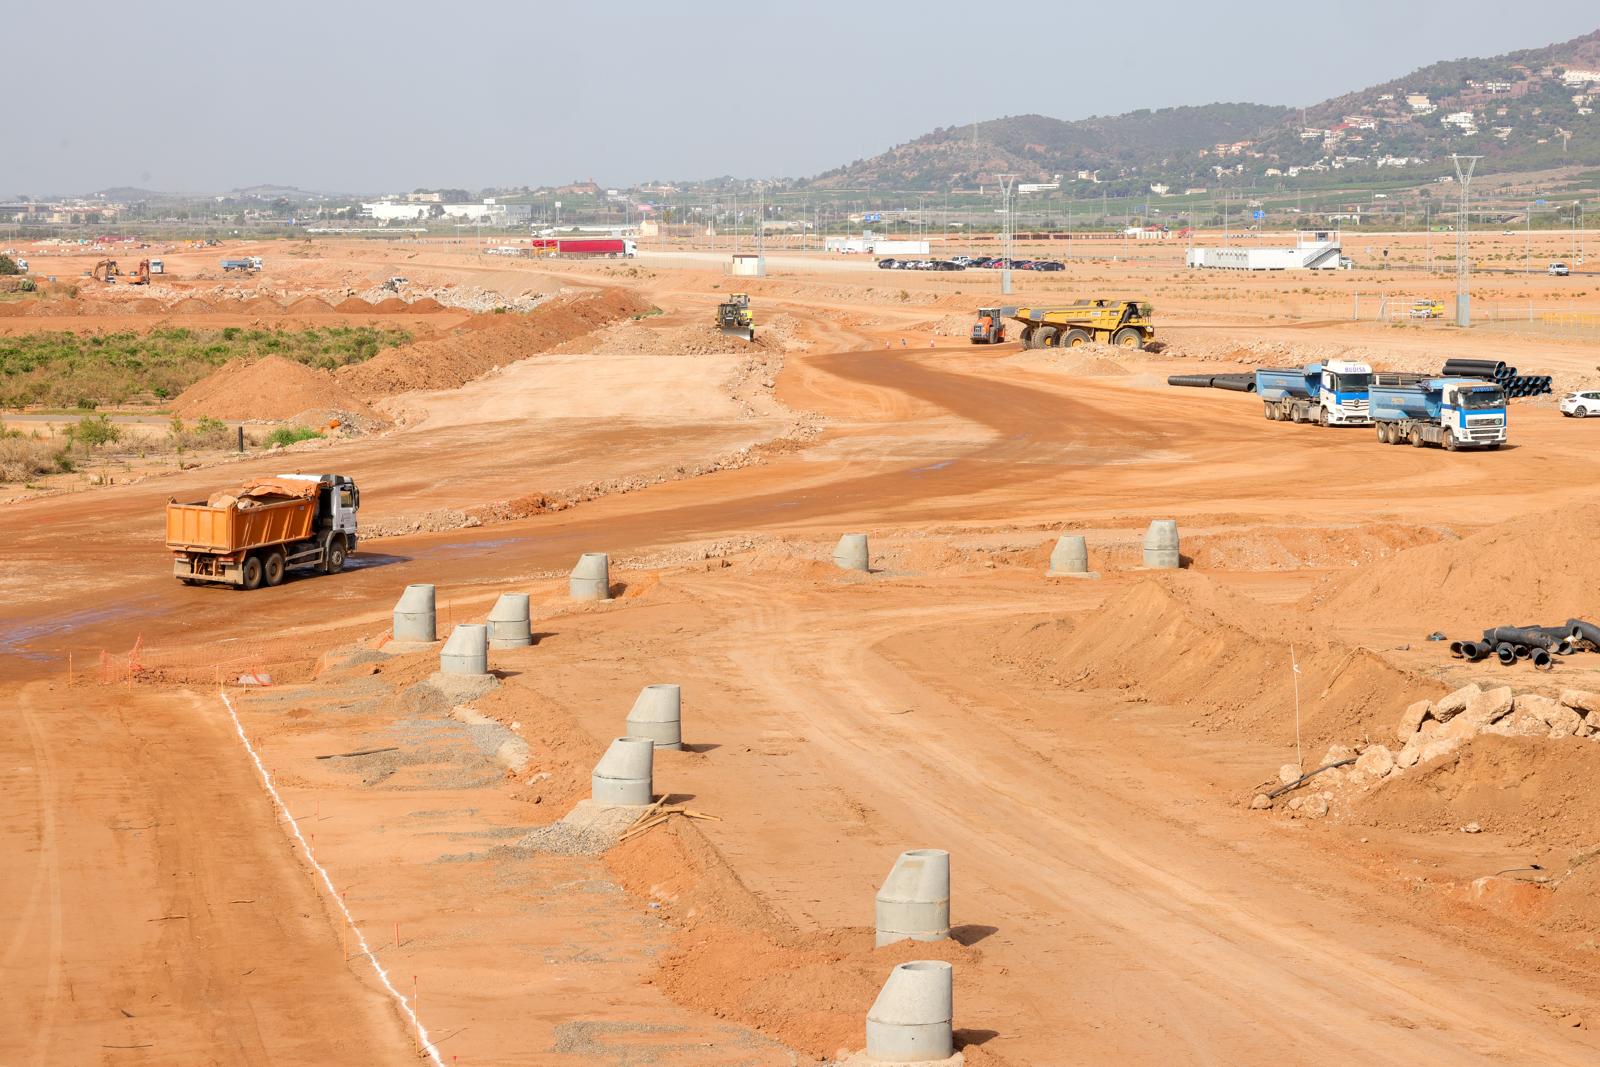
1020, 326, 1037, 349
1410, 427, 1425, 447
1316, 407, 1329, 427
1443, 429, 1459, 452
1064, 328, 1091, 348
264, 549, 287, 587
240, 554, 264, 591
326, 537, 347, 574
1375, 423, 1388, 443
1112, 327, 1142, 349
1036, 326, 1060, 348
1264, 404, 1276, 421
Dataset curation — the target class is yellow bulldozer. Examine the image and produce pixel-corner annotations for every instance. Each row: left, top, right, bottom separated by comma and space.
716, 292, 755, 342
970, 299, 1154, 349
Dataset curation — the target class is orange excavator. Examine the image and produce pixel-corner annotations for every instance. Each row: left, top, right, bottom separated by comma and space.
126, 259, 151, 285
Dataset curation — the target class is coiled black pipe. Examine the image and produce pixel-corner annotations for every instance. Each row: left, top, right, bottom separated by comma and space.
1531, 648, 1554, 670
1483, 626, 1560, 650
1496, 643, 1517, 665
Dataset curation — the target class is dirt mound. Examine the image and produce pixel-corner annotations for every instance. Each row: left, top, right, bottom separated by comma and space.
333, 298, 374, 313
338, 288, 650, 399
283, 296, 333, 315
1312, 496, 1600, 631
168, 297, 214, 314
1009, 345, 1130, 376
998, 572, 1436, 746
369, 297, 407, 313
0, 302, 27, 317
404, 297, 446, 313
171, 355, 354, 421
1359, 734, 1600, 848
240, 296, 283, 314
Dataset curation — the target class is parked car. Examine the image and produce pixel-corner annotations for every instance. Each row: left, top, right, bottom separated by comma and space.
877, 258, 898, 269
1012, 260, 1036, 270
950, 256, 972, 267
970, 257, 995, 268
1560, 390, 1600, 417
928, 260, 965, 271
1550, 262, 1571, 276
1034, 260, 1065, 271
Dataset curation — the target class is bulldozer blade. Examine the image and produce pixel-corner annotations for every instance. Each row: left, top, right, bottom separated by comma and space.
719, 326, 756, 342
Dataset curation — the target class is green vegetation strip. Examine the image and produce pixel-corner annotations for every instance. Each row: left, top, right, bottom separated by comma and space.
0, 325, 411, 409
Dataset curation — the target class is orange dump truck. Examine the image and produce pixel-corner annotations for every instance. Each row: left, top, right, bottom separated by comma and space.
166, 473, 361, 589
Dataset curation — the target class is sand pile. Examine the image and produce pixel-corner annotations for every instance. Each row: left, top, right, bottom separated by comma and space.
334, 297, 374, 313
284, 296, 333, 315
1311, 495, 1600, 630
339, 288, 650, 399
998, 572, 1435, 746
170, 355, 355, 421
1009, 344, 1130, 376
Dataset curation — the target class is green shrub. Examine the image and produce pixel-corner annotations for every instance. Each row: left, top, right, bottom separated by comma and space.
0, 255, 18, 276
265, 426, 323, 448
0, 436, 62, 481
68, 413, 121, 449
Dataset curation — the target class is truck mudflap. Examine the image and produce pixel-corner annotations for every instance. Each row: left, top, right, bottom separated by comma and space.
175, 557, 244, 585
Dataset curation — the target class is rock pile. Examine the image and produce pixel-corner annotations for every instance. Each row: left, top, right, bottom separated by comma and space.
1254, 683, 1600, 816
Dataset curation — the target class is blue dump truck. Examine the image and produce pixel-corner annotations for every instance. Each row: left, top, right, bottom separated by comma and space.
1369, 376, 1508, 450
1254, 360, 1372, 425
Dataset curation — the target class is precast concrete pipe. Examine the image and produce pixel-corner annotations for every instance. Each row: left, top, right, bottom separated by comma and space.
626, 684, 683, 750
393, 583, 437, 642
487, 593, 532, 648
570, 553, 611, 601
875, 849, 951, 947
1047, 535, 1088, 575
591, 736, 654, 806
866, 960, 954, 1063
440, 623, 489, 676
833, 533, 871, 572
1142, 519, 1180, 569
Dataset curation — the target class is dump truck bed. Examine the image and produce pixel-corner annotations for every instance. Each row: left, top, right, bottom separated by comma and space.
165, 478, 319, 556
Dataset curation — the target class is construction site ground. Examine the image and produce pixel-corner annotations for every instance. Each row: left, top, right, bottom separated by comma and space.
5, 235, 1600, 1066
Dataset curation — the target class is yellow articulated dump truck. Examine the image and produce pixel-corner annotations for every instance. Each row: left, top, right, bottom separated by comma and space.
970, 300, 1154, 349
166, 473, 360, 589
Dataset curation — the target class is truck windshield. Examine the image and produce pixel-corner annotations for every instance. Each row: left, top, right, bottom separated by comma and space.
1328, 372, 1371, 392
1459, 389, 1505, 410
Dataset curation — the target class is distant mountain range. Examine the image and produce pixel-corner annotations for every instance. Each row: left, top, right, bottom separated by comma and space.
803, 30, 1600, 192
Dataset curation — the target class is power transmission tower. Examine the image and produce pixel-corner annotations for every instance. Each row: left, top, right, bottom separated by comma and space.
1451, 153, 1481, 327
998, 174, 1016, 296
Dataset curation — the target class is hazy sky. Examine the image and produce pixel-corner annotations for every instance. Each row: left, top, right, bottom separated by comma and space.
5, 1, 1597, 196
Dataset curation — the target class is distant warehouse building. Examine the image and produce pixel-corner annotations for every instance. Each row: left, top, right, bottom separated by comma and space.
1186, 231, 1348, 270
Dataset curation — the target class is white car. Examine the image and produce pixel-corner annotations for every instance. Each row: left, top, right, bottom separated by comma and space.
1560, 390, 1600, 418
1550, 262, 1570, 276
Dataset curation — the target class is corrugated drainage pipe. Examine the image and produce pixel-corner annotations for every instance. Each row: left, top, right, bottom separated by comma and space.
1531, 648, 1554, 671
1495, 643, 1517, 666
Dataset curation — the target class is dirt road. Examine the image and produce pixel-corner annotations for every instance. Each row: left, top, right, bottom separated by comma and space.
6, 240, 1600, 1065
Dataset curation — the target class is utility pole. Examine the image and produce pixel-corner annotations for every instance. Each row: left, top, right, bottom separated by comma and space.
1452, 154, 1481, 327
998, 174, 1016, 296
756, 182, 766, 275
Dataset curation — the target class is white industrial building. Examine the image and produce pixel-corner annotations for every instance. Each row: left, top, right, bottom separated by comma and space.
1186, 231, 1347, 271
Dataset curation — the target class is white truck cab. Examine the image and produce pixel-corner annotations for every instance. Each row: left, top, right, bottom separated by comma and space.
1318, 359, 1373, 424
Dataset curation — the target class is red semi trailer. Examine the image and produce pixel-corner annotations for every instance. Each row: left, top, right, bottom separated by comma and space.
528, 237, 636, 258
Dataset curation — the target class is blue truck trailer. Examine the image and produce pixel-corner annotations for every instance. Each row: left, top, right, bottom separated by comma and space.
1369, 376, 1507, 450
1254, 360, 1373, 425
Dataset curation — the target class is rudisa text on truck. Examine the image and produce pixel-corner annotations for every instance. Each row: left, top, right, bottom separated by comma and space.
1254, 360, 1372, 425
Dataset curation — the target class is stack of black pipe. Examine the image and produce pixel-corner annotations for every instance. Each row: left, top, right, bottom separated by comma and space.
1440, 358, 1553, 398
1167, 373, 1256, 392
1448, 618, 1600, 671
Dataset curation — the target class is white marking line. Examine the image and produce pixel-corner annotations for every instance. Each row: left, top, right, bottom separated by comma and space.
218, 688, 444, 1065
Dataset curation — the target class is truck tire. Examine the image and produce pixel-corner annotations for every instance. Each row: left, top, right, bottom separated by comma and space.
241, 554, 264, 591
1063, 328, 1091, 348
264, 549, 287, 587
1443, 428, 1459, 452
1316, 406, 1329, 427
325, 536, 347, 574
1375, 423, 1388, 443
1410, 427, 1425, 447
1020, 325, 1037, 349
1036, 326, 1060, 348
1264, 403, 1276, 421
1112, 327, 1142, 349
